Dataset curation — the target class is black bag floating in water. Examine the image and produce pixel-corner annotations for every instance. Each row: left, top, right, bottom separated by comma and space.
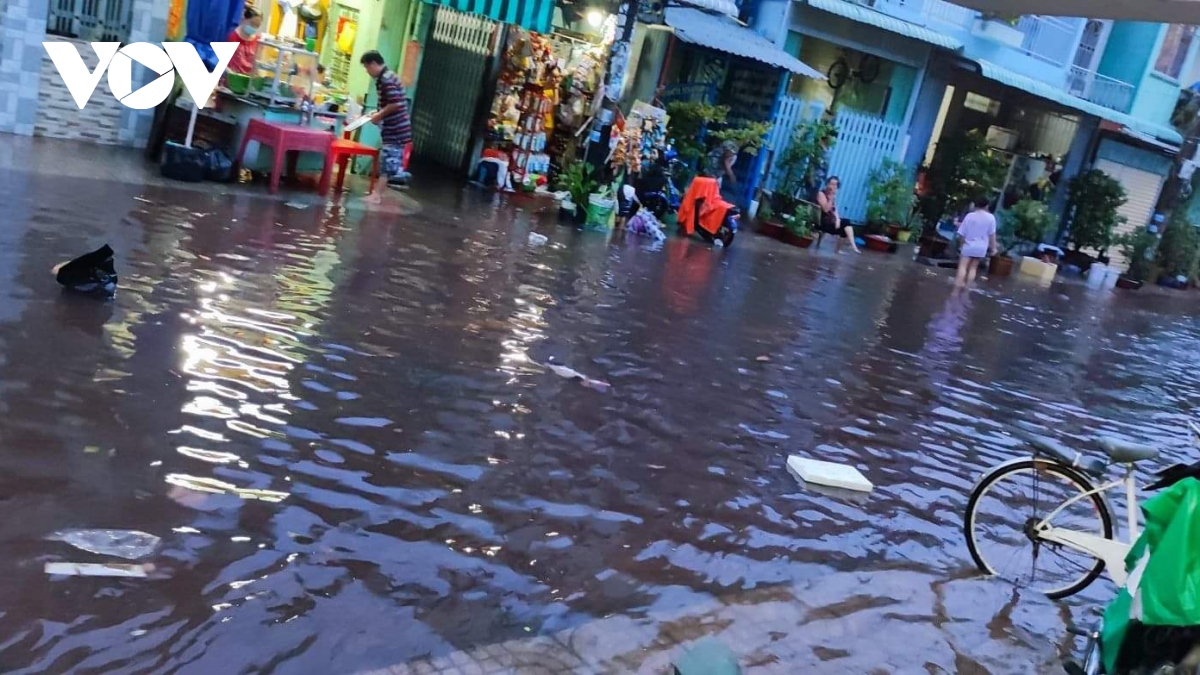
54, 244, 117, 295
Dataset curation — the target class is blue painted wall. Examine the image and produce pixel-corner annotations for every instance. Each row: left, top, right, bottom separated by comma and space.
1097, 22, 1159, 86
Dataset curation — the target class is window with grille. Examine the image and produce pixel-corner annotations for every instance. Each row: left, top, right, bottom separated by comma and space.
47, 0, 133, 42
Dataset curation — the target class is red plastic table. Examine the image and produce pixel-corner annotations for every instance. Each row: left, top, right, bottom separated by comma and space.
235, 119, 334, 193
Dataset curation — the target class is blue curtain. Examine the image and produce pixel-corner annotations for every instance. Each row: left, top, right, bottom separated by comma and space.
186, 0, 246, 68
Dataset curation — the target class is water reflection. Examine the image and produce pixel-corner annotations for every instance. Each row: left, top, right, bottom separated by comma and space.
0, 168, 1199, 673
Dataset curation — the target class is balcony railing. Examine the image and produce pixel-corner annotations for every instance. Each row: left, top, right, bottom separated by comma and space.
1067, 66, 1135, 114
851, 1, 1079, 69
1014, 15, 1079, 67
843, 0, 1136, 114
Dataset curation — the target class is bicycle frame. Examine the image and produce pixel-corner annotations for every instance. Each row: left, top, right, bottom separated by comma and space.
1034, 461, 1139, 587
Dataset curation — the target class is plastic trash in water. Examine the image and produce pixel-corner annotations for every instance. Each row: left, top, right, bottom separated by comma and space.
48, 529, 161, 560
674, 638, 740, 675
54, 244, 117, 295
45, 562, 152, 578
541, 361, 611, 392
528, 232, 549, 247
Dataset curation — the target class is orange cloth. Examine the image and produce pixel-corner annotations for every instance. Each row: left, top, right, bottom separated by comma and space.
676, 176, 731, 236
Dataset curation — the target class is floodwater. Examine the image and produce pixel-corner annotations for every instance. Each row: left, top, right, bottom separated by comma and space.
1, 164, 1199, 675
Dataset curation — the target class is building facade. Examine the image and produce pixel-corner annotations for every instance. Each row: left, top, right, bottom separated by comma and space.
751, 0, 1197, 246
0, 0, 168, 147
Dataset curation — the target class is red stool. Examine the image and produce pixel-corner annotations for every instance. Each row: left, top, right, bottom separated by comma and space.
320, 129, 380, 196
235, 119, 334, 193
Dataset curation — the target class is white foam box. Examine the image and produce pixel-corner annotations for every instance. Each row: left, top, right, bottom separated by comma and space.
787, 455, 874, 492
1019, 257, 1058, 284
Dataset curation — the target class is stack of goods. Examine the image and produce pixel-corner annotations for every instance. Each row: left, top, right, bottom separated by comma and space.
486, 29, 564, 191
609, 102, 668, 177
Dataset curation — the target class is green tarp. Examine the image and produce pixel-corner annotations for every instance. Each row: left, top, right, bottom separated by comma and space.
1102, 477, 1200, 673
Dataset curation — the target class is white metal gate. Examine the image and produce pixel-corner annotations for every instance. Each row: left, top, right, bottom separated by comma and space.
826, 108, 904, 223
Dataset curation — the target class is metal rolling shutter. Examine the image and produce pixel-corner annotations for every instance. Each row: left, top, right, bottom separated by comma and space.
1093, 158, 1164, 271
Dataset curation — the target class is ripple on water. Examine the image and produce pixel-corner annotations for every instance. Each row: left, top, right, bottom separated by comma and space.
2, 177, 1200, 673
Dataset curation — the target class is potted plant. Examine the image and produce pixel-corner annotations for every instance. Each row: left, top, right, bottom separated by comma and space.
772, 120, 837, 216
1065, 169, 1127, 258
992, 198, 1056, 276
665, 101, 729, 183
919, 130, 1008, 236
1115, 226, 1158, 290
866, 158, 915, 240
756, 199, 786, 239
898, 208, 924, 243
1155, 212, 1198, 289
782, 202, 817, 248
555, 161, 597, 225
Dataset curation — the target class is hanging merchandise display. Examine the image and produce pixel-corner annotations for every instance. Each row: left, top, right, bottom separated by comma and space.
167, 0, 187, 41
485, 27, 611, 192
609, 101, 668, 176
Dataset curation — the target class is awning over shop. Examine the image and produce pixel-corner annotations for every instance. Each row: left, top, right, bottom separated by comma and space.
973, 60, 1184, 145
677, 0, 740, 18
424, 0, 554, 33
664, 8, 825, 78
804, 0, 964, 50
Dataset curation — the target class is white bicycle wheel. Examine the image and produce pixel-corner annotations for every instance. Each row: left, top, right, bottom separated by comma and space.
964, 459, 1113, 599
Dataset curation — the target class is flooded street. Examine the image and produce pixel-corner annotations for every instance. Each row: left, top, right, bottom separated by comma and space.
2, 150, 1199, 674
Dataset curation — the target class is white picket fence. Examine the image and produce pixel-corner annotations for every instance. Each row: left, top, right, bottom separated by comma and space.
825, 108, 904, 223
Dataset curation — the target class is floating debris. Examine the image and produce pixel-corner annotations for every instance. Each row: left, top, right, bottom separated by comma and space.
45, 562, 152, 578
738, 424, 789, 440
787, 455, 873, 493
48, 529, 160, 560
528, 232, 549, 247
54, 244, 117, 295
165, 474, 289, 502
542, 361, 611, 392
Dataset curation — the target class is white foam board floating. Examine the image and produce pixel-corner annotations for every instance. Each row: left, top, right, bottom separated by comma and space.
45, 562, 150, 578
787, 455, 873, 493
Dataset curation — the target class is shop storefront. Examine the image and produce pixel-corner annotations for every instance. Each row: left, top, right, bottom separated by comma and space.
409, 0, 622, 181
481, 26, 611, 189
148, 0, 424, 178
630, 6, 824, 207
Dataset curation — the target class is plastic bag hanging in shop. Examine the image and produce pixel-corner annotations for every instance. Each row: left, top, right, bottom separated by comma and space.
1102, 478, 1200, 674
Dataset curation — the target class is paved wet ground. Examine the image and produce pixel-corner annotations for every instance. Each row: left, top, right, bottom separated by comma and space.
1, 137, 1199, 674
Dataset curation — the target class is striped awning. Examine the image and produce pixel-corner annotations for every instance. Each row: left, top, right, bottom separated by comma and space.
425, 0, 554, 33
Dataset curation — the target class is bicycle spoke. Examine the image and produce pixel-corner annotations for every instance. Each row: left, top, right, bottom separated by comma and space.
966, 462, 1108, 597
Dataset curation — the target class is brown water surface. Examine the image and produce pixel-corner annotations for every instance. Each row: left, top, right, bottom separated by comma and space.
0, 167, 1197, 674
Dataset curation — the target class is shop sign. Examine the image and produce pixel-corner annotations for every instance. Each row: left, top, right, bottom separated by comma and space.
43, 42, 238, 110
